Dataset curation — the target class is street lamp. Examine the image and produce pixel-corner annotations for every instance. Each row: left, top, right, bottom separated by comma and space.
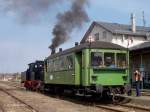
87, 35, 94, 48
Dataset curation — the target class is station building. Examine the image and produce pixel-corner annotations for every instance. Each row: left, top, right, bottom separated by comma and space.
80, 18, 150, 89
130, 42, 150, 89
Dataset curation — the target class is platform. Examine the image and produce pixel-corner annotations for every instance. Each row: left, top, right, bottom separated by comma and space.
121, 89, 150, 107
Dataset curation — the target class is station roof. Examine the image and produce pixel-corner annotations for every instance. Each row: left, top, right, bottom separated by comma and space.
96, 21, 150, 35
130, 41, 150, 51
81, 21, 150, 43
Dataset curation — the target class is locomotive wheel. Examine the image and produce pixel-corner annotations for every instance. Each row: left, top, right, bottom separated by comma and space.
111, 88, 121, 104
112, 94, 121, 104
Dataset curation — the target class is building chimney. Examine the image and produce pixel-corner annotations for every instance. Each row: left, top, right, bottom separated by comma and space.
75, 42, 79, 46
131, 13, 136, 33
59, 48, 62, 52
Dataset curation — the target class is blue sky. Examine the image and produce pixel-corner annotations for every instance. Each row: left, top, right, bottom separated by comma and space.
0, 0, 150, 73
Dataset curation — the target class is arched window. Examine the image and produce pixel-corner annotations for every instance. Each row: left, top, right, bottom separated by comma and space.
103, 31, 107, 39
94, 33, 99, 41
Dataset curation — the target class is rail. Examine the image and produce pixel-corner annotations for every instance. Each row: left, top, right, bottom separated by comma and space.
96, 103, 150, 112
1, 81, 150, 112
119, 103, 150, 111
96, 105, 128, 112
0, 87, 39, 112
0, 104, 5, 112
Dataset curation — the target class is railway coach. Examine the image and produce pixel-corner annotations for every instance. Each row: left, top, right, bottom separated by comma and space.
44, 41, 131, 98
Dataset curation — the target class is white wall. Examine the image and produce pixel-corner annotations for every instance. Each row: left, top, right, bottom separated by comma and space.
112, 35, 146, 48
86, 25, 147, 48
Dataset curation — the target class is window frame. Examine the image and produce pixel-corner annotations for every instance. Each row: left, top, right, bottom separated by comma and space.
47, 54, 75, 72
104, 52, 115, 68
94, 33, 100, 41
103, 31, 107, 39
91, 52, 103, 67
116, 53, 127, 68
90, 51, 127, 69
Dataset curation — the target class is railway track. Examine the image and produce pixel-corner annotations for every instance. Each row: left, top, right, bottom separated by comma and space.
0, 104, 5, 112
0, 81, 23, 89
95, 103, 150, 112
119, 103, 150, 111
96, 104, 129, 112
0, 87, 39, 112
1, 81, 150, 112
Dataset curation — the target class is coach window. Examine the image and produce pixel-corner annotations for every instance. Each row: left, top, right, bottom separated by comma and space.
52, 60, 56, 71
45, 61, 48, 72
47, 60, 49, 71
66, 55, 74, 69
117, 53, 126, 68
104, 53, 115, 68
48, 60, 52, 72
60, 57, 64, 70
55, 59, 59, 71
91, 52, 103, 67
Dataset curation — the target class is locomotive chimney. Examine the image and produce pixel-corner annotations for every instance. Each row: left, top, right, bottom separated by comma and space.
75, 42, 79, 46
51, 49, 56, 55
59, 48, 62, 52
131, 13, 136, 33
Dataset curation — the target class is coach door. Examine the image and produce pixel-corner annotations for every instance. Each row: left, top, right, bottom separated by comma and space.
75, 51, 82, 85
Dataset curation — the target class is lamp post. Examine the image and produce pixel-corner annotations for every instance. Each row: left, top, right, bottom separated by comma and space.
88, 36, 92, 49
88, 36, 93, 68
127, 36, 131, 89
87, 36, 94, 85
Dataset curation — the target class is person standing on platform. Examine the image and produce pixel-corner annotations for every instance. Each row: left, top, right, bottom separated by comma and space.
134, 70, 142, 96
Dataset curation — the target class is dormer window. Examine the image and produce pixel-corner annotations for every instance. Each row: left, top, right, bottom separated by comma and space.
124, 35, 128, 40
103, 31, 107, 39
94, 33, 99, 41
121, 35, 124, 42
146, 32, 150, 40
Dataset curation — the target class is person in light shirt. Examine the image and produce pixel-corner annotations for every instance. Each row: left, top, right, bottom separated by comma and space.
134, 70, 142, 96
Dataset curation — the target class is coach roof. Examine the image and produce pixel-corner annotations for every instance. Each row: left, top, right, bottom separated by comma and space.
47, 41, 126, 59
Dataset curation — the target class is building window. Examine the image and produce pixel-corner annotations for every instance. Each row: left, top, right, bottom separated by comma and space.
124, 35, 128, 40
146, 32, 150, 40
103, 31, 107, 39
94, 33, 99, 41
121, 35, 124, 42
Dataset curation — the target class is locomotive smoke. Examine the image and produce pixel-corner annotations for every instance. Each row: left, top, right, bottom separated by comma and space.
1, 0, 59, 23
49, 0, 89, 51
1, 0, 89, 51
